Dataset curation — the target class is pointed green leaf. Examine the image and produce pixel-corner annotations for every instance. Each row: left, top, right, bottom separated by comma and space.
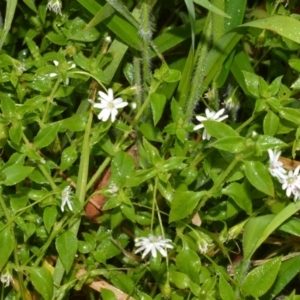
210, 137, 245, 153
34, 123, 61, 149
150, 93, 166, 126
242, 257, 281, 297
2, 166, 34, 186
169, 191, 204, 222
244, 161, 274, 196
223, 182, 252, 214
0, 226, 14, 270
28, 267, 53, 300
203, 120, 238, 139
193, 0, 230, 18
56, 231, 78, 273
240, 15, 300, 45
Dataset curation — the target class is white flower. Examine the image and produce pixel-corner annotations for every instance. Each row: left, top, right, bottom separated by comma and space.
193, 108, 228, 140
281, 166, 300, 201
46, 0, 62, 15
60, 186, 73, 212
134, 234, 173, 259
92, 88, 128, 122
268, 149, 287, 180
1, 272, 12, 287
49, 60, 76, 85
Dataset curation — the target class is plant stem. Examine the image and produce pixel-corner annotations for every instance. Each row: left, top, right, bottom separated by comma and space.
42, 78, 61, 124
53, 103, 94, 287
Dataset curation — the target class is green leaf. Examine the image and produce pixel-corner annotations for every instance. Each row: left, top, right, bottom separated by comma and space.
223, 182, 252, 214
184, 0, 196, 50
210, 137, 245, 153
279, 218, 300, 237
263, 110, 279, 136
60, 145, 78, 171
242, 257, 281, 298
34, 123, 61, 149
176, 248, 201, 283
150, 93, 166, 126
56, 231, 78, 273
240, 15, 300, 45
61, 113, 88, 131
1, 96, 16, 118
28, 267, 53, 300
0, 0, 17, 51
101, 288, 117, 300
242, 71, 260, 98
0, 226, 14, 270
169, 191, 204, 222
2, 166, 34, 186
9, 121, 22, 144
139, 123, 163, 142
77, 0, 141, 50
110, 273, 135, 295
244, 161, 274, 196
243, 203, 300, 260
193, 0, 230, 18
203, 120, 238, 139
111, 151, 135, 186
277, 107, 300, 125
66, 17, 100, 42
164, 68, 181, 83
219, 273, 235, 300
256, 135, 286, 152
143, 138, 162, 166
169, 270, 191, 289
43, 206, 57, 233
125, 168, 157, 187
264, 255, 300, 297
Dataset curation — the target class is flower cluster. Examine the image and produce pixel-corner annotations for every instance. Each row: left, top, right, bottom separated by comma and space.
268, 149, 300, 201
193, 108, 228, 140
134, 234, 173, 259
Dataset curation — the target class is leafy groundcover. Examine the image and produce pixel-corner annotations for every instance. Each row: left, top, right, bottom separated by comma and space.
1, 0, 300, 299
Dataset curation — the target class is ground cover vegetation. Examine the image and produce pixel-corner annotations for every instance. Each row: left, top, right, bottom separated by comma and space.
1, 0, 300, 299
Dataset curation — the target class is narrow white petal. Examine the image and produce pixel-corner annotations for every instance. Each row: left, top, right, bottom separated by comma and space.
114, 101, 128, 109
193, 124, 204, 131
98, 91, 110, 102
150, 246, 158, 258
213, 108, 225, 119
141, 246, 152, 259
107, 88, 114, 100
195, 116, 207, 122
216, 114, 228, 122
53, 60, 59, 66
156, 246, 167, 257
98, 109, 110, 121
110, 109, 118, 122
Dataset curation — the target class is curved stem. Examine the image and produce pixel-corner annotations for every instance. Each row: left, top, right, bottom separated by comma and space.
42, 78, 61, 124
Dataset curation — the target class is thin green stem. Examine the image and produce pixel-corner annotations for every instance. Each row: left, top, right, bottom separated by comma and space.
198, 156, 240, 210
235, 113, 261, 134
42, 78, 61, 124
86, 156, 111, 192
53, 104, 94, 287
21, 132, 58, 191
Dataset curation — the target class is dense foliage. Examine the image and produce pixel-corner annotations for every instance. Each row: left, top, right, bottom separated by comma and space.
1, 0, 300, 299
